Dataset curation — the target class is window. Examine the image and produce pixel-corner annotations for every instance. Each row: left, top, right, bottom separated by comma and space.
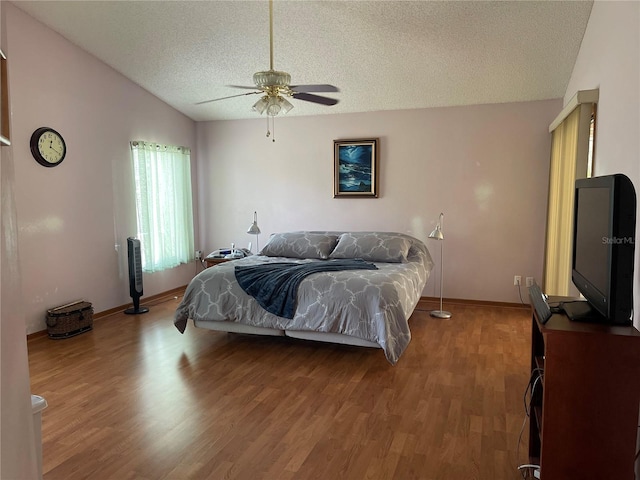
130, 141, 194, 273
543, 90, 597, 295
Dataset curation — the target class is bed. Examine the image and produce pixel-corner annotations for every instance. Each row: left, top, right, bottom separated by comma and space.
174, 231, 433, 364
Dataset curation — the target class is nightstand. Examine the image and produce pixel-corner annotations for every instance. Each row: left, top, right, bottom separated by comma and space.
204, 257, 234, 268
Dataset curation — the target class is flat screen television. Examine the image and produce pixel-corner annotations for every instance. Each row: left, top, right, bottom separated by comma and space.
565, 173, 636, 325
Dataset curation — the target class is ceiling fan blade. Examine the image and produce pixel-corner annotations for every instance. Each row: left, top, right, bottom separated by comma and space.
227, 85, 263, 90
292, 92, 339, 106
195, 91, 261, 105
290, 84, 340, 93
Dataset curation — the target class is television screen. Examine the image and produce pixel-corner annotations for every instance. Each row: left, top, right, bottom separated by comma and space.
573, 187, 610, 298
568, 174, 636, 325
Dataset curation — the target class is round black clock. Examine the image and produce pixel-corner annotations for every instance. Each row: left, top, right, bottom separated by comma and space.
30, 127, 66, 167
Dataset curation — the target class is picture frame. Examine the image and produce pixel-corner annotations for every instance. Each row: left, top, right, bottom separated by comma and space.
333, 138, 379, 198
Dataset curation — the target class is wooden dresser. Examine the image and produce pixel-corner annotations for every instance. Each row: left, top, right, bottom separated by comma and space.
529, 296, 640, 479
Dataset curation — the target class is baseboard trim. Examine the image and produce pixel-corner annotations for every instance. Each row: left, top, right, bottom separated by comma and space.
416, 296, 528, 311
26, 330, 48, 340
27, 286, 188, 340
28, 289, 526, 340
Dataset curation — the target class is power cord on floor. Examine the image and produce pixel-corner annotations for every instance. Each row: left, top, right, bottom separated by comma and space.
518, 464, 541, 479
516, 369, 543, 479
516, 283, 526, 305
194, 256, 206, 275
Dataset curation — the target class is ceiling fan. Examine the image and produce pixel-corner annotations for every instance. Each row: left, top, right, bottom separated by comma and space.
196, 0, 340, 119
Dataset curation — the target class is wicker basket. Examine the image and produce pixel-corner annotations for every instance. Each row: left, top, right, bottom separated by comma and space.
46, 300, 93, 339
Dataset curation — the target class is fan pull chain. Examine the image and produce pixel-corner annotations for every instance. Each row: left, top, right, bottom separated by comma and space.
265, 116, 276, 142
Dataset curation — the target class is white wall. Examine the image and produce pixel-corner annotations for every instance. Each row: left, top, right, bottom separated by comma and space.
563, 0, 640, 329
197, 100, 560, 304
1, 3, 39, 477
6, 4, 199, 334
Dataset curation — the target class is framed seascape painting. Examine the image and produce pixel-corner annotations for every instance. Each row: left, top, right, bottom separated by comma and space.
333, 138, 379, 198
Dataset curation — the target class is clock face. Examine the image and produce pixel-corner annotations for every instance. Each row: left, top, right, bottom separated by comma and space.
30, 127, 66, 167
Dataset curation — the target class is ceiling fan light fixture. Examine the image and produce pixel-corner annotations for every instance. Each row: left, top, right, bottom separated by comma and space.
265, 97, 282, 116
277, 96, 293, 114
252, 97, 269, 114
255, 96, 293, 117
266, 103, 280, 116
253, 70, 291, 88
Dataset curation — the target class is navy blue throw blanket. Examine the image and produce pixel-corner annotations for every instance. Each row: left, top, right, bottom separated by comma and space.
235, 259, 378, 319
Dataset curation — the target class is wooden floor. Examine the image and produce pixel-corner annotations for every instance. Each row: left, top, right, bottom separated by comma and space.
28, 296, 532, 480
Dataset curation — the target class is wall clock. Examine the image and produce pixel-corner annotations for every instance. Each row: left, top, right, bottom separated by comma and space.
30, 127, 66, 167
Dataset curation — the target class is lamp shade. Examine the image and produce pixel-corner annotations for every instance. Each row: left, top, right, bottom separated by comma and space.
428, 225, 444, 240
247, 211, 261, 235
247, 211, 261, 254
428, 213, 444, 240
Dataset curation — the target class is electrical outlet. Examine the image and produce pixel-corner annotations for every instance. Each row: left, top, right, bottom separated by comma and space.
195, 250, 202, 260
514, 275, 522, 286
526, 277, 535, 287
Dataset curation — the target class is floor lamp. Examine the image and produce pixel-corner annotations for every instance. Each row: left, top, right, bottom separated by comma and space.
429, 212, 452, 319
247, 211, 261, 254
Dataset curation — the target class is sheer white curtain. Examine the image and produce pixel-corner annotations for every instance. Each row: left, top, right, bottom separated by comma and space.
130, 141, 194, 273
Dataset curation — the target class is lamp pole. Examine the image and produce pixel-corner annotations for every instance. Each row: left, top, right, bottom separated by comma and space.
429, 212, 452, 319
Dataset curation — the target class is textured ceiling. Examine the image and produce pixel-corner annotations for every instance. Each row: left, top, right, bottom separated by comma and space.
14, 0, 593, 121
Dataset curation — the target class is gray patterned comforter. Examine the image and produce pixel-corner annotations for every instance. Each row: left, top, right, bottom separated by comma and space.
174, 232, 433, 364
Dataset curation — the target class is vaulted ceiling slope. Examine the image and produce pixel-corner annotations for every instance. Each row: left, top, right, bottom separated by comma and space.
15, 1, 593, 121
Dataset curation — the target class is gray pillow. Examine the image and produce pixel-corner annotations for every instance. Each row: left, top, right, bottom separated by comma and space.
260, 232, 339, 259
329, 232, 412, 263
